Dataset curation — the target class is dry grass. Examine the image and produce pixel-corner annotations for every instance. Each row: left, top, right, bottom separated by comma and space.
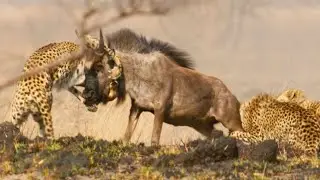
1, 128, 320, 179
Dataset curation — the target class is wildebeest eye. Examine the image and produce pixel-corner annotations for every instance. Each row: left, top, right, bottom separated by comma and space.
107, 59, 115, 67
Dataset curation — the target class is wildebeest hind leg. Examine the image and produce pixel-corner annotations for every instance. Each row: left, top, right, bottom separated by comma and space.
192, 119, 215, 139
122, 101, 142, 144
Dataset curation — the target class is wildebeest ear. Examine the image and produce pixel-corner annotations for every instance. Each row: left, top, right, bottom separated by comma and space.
107, 40, 112, 49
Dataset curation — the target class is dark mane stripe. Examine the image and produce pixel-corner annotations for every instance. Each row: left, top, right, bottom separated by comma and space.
105, 28, 195, 69
147, 38, 194, 69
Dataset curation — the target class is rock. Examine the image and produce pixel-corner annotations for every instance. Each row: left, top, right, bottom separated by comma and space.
250, 140, 278, 162
237, 139, 278, 162
177, 136, 238, 165
0, 121, 28, 161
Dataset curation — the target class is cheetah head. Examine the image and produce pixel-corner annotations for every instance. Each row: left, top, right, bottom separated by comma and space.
68, 59, 86, 88
276, 88, 306, 104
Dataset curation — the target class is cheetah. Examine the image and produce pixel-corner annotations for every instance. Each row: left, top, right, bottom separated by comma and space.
10, 41, 101, 139
276, 88, 320, 115
230, 93, 320, 156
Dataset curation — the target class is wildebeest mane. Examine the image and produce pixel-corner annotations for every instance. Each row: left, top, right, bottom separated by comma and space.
105, 28, 195, 69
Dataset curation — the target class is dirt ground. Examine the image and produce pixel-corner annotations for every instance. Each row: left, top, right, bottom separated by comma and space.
1, 0, 320, 179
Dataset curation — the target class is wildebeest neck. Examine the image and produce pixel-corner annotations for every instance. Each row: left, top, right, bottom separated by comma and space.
113, 51, 177, 104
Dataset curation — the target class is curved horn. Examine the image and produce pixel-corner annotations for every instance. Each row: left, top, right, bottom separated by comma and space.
97, 28, 105, 53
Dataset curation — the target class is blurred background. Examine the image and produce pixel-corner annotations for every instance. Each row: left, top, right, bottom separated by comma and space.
1, 0, 320, 145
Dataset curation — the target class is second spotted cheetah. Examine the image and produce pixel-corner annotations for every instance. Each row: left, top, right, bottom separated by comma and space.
230, 93, 320, 156
277, 88, 320, 115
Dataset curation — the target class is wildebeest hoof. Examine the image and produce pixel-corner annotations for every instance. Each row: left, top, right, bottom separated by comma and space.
87, 105, 98, 112
151, 142, 160, 148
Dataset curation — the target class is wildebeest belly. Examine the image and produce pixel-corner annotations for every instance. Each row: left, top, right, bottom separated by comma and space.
168, 95, 213, 120
164, 113, 215, 127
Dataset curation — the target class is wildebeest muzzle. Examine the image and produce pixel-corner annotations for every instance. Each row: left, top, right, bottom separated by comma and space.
82, 69, 104, 106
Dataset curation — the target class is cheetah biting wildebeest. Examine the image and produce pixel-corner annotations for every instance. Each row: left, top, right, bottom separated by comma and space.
230, 93, 320, 157
10, 41, 112, 139
277, 88, 320, 115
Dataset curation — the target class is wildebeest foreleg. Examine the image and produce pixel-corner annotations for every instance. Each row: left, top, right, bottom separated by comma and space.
151, 109, 165, 146
151, 76, 173, 146
123, 101, 142, 144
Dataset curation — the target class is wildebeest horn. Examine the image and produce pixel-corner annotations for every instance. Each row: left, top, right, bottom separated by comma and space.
97, 28, 105, 54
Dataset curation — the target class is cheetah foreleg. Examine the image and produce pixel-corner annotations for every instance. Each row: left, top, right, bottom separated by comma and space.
68, 87, 85, 103
230, 131, 263, 144
68, 87, 98, 112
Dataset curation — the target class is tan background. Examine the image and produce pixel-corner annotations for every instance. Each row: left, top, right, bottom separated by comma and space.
1, 0, 320, 145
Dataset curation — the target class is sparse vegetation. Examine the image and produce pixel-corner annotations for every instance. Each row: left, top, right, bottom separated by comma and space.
0, 122, 320, 179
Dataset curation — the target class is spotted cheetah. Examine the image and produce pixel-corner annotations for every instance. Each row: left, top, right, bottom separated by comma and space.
277, 88, 320, 115
230, 93, 320, 156
10, 41, 99, 139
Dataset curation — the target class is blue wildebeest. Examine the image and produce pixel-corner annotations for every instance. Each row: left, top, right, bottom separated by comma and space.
78, 28, 244, 146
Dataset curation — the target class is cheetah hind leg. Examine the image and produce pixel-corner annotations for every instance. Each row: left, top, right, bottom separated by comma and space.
31, 95, 54, 140
11, 109, 30, 132
230, 131, 262, 144
31, 112, 46, 138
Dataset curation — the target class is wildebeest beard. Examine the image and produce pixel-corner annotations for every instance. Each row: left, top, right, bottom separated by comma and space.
82, 69, 107, 106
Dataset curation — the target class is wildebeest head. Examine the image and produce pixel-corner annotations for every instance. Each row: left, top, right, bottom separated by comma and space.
75, 29, 122, 106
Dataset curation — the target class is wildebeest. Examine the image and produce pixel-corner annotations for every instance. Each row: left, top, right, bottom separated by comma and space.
79, 28, 244, 146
